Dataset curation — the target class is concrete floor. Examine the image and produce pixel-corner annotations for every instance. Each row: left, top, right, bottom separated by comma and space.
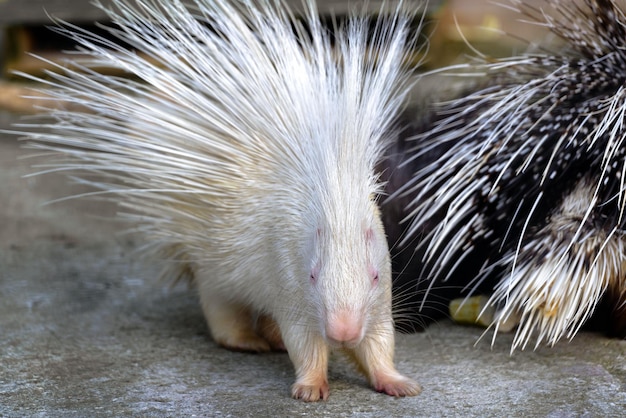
2, 109, 626, 417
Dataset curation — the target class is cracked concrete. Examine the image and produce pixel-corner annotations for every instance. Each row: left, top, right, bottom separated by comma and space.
1, 109, 626, 417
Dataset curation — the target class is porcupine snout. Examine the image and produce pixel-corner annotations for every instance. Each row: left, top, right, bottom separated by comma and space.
325, 309, 365, 347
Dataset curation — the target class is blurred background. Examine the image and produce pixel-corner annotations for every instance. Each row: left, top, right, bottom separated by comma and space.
0, 0, 553, 112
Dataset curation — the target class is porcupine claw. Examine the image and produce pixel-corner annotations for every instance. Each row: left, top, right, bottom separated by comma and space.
291, 379, 330, 402
374, 373, 423, 397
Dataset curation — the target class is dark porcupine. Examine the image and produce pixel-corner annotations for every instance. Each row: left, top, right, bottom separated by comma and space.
391, 0, 626, 350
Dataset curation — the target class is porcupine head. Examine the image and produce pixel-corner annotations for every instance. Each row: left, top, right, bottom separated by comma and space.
18, 0, 421, 402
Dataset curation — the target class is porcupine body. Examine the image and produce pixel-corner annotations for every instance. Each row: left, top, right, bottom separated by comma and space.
394, 0, 626, 350
19, 0, 423, 401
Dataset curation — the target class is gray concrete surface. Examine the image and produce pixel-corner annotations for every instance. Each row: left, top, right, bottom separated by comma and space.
1, 109, 626, 417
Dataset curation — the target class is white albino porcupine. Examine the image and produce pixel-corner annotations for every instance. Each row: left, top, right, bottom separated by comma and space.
393, 0, 626, 350
17, 0, 423, 401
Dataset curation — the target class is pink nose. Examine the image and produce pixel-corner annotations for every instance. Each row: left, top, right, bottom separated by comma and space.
325, 310, 364, 346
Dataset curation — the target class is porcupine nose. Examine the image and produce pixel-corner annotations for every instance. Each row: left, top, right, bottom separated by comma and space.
325, 310, 364, 347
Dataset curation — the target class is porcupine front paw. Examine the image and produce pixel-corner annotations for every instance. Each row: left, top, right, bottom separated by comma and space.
349, 322, 421, 397
286, 331, 330, 401
291, 378, 330, 402
373, 372, 422, 397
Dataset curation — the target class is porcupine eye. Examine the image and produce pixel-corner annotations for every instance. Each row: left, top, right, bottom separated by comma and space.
310, 228, 322, 283
310, 262, 320, 284
369, 265, 379, 287
366, 228, 379, 286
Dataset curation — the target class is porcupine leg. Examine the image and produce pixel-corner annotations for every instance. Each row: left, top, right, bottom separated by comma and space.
256, 314, 286, 351
280, 326, 330, 401
198, 290, 271, 353
349, 319, 422, 397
